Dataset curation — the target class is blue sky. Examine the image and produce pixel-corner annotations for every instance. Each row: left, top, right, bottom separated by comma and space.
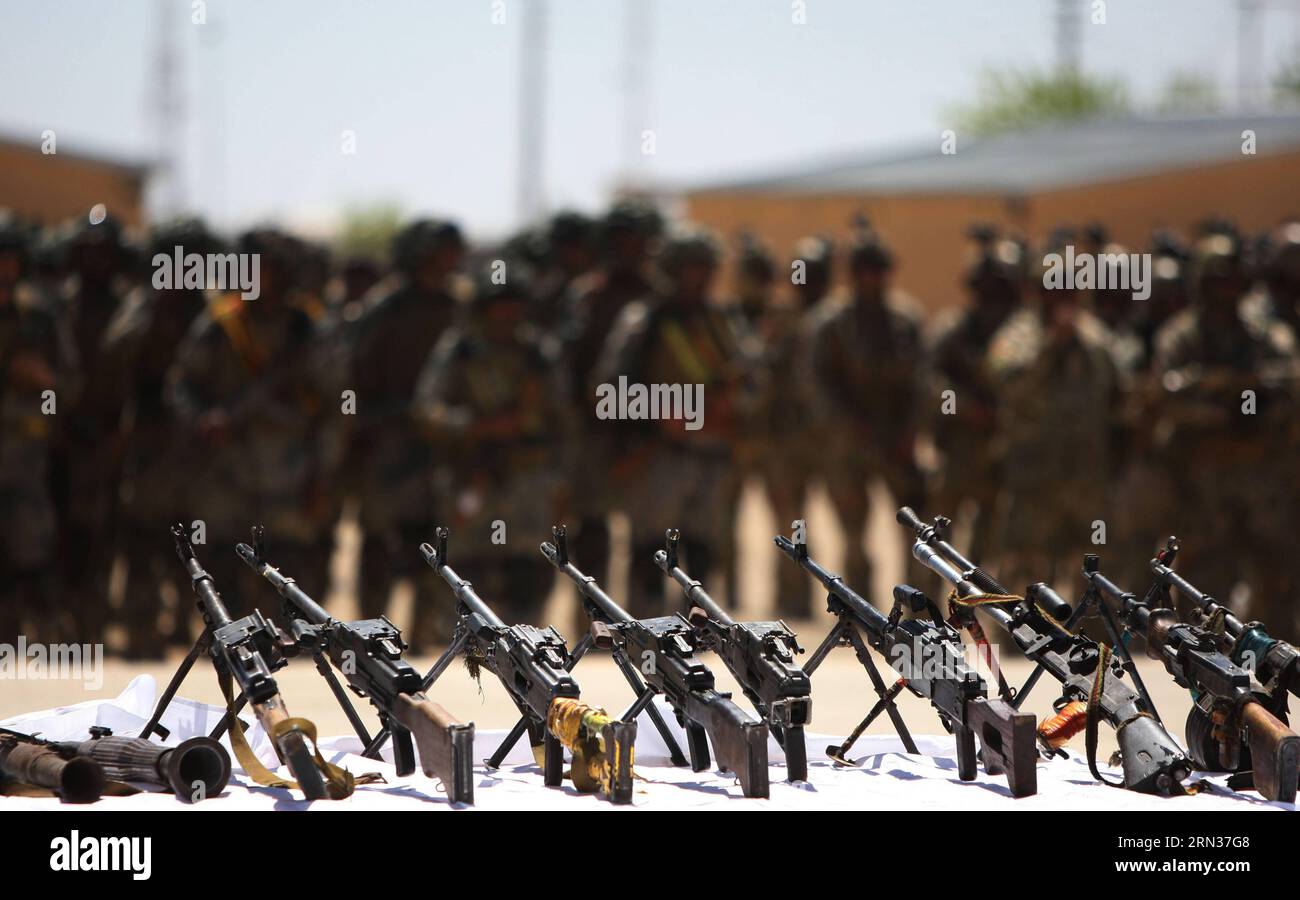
2, 0, 1297, 237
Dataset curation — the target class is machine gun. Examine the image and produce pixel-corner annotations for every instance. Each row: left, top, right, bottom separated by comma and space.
1081, 553, 1299, 801
0, 727, 229, 803
417, 527, 636, 803
1149, 538, 1300, 717
237, 527, 475, 805
543, 526, 770, 798
897, 507, 1192, 796
656, 528, 811, 782
138, 524, 337, 800
775, 526, 1038, 797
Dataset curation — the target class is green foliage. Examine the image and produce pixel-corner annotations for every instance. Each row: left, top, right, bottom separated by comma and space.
1156, 72, 1220, 114
1274, 48, 1300, 105
949, 68, 1131, 137
335, 204, 403, 261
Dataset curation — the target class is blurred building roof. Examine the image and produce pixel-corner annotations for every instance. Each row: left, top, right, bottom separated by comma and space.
692, 113, 1300, 196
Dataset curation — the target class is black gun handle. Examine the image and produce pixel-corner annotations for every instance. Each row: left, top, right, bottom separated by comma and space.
783, 726, 808, 782
391, 723, 416, 778
685, 721, 711, 773
542, 732, 564, 787
954, 723, 977, 782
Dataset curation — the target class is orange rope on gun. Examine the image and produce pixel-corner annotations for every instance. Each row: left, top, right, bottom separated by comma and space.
945, 590, 1021, 700
1038, 700, 1088, 749
546, 697, 635, 795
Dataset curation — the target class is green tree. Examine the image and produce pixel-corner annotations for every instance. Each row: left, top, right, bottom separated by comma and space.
1157, 72, 1220, 114
949, 68, 1130, 137
336, 203, 403, 261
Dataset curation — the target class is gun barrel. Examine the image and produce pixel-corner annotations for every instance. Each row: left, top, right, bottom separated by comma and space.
541, 540, 634, 624
774, 536, 888, 632
1150, 560, 1244, 638
0, 738, 105, 803
418, 541, 507, 630
656, 549, 733, 625
236, 541, 330, 626
172, 524, 234, 628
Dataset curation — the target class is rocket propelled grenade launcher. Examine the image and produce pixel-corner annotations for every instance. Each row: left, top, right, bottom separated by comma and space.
1082, 553, 1299, 802
237, 527, 475, 805
657, 528, 811, 782
0, 727, 230, 802
896, 507, 1192, 796
543, 525, 770, 799
774, 528, 1038, 797
421, 528, 636, 804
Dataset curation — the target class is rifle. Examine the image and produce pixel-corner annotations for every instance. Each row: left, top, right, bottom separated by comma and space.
1081, 553, 1299, 802
139, 524, 336, 800
775, 527, 1038, 797
419, 528, 636, 803
0, 734, 105, 803
543, 525, 770, 798
0, 727, 230, 803
656, 528, 811, 782
897, 506, 1193, 795
1149, 538, 1300, 715
237, 527, 475, 804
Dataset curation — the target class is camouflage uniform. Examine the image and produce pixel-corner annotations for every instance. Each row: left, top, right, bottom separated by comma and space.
412, 270, 573, 626
596, 225, 757, 617
165, 230, 331, 614
923, 227, 1024, 567
1150, 231, 1300, 636
52, 217, 133, 644
555, 202, 662, 596
107, 221, 225, 657
760, 237, 834, 617
986, 269, 1119, 593
0, 218, 62, 641
804, 223, 926, 596
346, 220, 467, 647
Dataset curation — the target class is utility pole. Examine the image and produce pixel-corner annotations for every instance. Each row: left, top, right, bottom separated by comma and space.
619, 0, 652, 189
1055, 0, 1082, 75
148, 0, 185, 219
516, 0, 548, 225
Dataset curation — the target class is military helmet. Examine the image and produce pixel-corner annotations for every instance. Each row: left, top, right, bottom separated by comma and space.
1189, 231, 1244, 284
0, 210, 28, 256
735, 231, 775, 282
964, 223, 1025, 288
471, 260, 533, 306
601, 199, 663, 239
392, 218, 466, 274
148, 217, 224, 259
846, 215, 893, 272
546, 210, 595, 247
658, 224, 720, 276
1264, 220, 1300, 286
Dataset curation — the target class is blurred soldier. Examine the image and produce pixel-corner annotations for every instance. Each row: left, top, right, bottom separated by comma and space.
1251, 219, 1300, 334
0, 215, 62, 641
804, 219, 925, 596
716, 234, 774, 607
757, 236, 834, 618
413, 266, 573, 625
53, 215, 133, 644
347, 219, 466, 648
596, 224, 757, 616
986, 241, 1119, 592
105, 220, 220, 657
559, 200, 663, 598
1135, 230, 1191, 364
1151, 229, 1300, 635
166, 229, 331, 609
531, 210, 596, 332
924, 225, 1023, 566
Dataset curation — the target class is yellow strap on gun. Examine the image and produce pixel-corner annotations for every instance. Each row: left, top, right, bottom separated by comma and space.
219, 671, 373, 799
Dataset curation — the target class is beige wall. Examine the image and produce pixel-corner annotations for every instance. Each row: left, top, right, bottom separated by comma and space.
685, 150, 1300, 313
0, 141, 146, 228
